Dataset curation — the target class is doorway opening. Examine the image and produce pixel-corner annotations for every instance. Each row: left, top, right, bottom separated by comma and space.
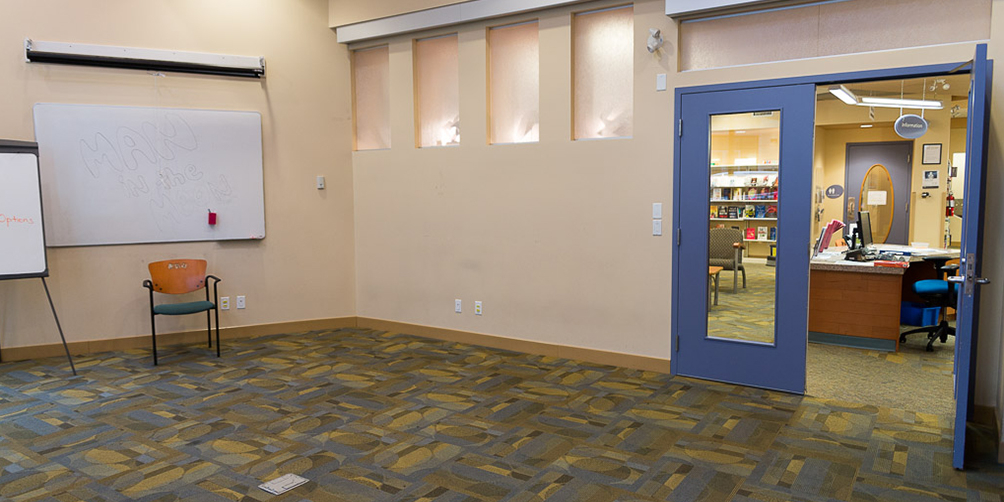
806, 73, 969, 418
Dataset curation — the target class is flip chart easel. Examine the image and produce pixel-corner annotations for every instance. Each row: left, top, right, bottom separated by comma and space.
0, 140, 75, 375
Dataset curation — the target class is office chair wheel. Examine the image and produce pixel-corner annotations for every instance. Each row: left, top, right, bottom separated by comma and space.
899, 334, 906, 343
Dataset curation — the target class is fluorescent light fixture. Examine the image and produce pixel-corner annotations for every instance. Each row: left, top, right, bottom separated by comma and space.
860, 124, 873, 128
859, 96, 943, 110
25, 39, 265, 78
828, 85, 858, 105
829, 83, 943, 110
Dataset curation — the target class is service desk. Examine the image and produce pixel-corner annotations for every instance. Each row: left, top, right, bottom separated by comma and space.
808, 246, 958, 351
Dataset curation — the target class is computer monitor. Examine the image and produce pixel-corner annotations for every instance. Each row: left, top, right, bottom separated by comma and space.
857, 211, 873, 250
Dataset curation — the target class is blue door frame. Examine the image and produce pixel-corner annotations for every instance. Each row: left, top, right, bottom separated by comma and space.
671, 50, 991, 469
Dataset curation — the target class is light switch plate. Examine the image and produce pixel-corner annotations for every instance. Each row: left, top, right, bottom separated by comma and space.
455, 299, 462, 313
236, 295, 246, 309
316, 176, 325, 189
656, 74, 667, 92
653, 220, 663, 236
653, 202, 663, 219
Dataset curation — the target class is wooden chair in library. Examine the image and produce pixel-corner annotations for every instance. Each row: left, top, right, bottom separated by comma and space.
709, 227, 746, 293
142, 259, 222, 365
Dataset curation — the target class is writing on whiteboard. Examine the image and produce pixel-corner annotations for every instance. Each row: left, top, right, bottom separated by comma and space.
0, 214, 36, 227
77, 113, 235, 232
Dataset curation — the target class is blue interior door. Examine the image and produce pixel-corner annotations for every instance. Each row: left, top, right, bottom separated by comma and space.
673, 84, 815, 394
844, 142, 912, 244
951, 43, 992, 469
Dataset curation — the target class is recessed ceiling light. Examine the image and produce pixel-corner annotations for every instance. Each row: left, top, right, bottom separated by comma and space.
735, 130, 746, 134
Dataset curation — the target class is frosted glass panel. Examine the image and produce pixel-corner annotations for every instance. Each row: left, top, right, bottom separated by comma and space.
415, 35, 460, 147
490, 22, 539, 144
353, 46, 391, 151
573, 6, 633, 140
680, 0, 990, 71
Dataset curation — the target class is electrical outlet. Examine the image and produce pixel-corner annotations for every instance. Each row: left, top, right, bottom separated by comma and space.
474, 301, 482, 315
454, 299, 462, 313
236, 295, 246, 309
220, 296, 230, 310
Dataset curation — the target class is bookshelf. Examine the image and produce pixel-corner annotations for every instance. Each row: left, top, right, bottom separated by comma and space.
709, 165, 779, 258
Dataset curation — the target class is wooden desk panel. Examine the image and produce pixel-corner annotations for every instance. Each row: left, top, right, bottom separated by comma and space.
808, 269, 902, 350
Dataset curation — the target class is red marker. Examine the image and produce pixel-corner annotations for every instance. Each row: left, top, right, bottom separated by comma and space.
208, 209, 217, 225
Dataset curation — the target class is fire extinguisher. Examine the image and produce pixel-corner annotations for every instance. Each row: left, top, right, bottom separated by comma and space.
946, 192, 955, 217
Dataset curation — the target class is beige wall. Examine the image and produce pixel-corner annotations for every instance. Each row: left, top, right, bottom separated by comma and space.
351, 0, 673, 359
0, 0, 356, 349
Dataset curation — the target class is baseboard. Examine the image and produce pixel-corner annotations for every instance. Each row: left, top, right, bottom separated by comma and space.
2, 315, 670, 374
0, 316, 358, 362
356, 317, 671, 374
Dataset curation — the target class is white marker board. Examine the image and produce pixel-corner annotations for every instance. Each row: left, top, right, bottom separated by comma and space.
33, 103, 265, 247
0, 148, 48, 279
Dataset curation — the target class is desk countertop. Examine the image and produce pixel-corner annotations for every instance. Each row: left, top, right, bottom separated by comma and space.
810, 245, 959, 275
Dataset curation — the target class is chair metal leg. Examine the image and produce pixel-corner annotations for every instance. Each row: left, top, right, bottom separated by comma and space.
741, 268, 747, 289
215, 307, 221, 358
733, 269, 738, 293
207, 311, 212, 348
150, 313, 158, 366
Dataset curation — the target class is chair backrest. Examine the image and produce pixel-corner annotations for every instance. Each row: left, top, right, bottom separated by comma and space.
148, 259, 207, 294
709, 228, 743, 262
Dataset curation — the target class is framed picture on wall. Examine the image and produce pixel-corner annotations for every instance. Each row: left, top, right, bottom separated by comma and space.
922, 143, 942, 165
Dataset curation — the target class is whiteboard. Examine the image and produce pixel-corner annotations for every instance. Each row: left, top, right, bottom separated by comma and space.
0, 152, 47, 279
33, 104, 265, 246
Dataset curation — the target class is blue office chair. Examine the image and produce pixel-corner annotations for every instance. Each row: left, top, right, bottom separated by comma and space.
900, 258, 959, 352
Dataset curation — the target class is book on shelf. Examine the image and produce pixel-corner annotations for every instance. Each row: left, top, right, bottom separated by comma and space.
766, 205, 778, 218
757, 226, 768, 240
712, 188, 722, 200
710, 205, 718, 218
718, 206, 729, 218
745, 228, 756, 240
754, 205, 767, 218
727, 206, 739, 219
769, 227, 777, 241
744, 205, 754, 218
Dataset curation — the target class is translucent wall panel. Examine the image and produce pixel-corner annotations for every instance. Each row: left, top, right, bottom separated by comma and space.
415, 34, 460, 147
353, 46, 391, 150
680, 0, 990, 71
489, 21, 539, 144
573, 5, 633, 140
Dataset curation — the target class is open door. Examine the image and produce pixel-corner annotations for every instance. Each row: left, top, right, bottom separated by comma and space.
950, 43, 992, 469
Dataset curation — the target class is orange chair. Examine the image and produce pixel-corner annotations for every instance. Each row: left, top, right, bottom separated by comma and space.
142, 259, 221, 365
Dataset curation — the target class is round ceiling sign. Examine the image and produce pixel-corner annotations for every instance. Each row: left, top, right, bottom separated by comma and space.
894, 114, 929, 139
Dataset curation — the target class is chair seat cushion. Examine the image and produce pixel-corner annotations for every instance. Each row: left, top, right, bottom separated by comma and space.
154, 300, 215, 316
913, 280, 958, 296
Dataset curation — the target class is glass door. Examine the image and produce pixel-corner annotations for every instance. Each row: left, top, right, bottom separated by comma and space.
673, 84, 815, 393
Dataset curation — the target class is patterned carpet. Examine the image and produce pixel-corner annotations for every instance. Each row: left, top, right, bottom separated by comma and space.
708, 262, 775, 344
0, 328, 1002, 501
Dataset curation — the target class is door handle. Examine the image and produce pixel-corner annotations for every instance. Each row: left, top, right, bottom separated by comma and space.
976, 278, 991, 285
947, 275, 965, 283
